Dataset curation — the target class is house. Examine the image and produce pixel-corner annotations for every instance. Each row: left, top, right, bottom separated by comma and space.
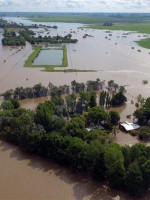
119, 121, 140, 132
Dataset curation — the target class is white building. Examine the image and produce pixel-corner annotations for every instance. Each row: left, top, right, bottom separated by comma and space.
119, 121, 140, 132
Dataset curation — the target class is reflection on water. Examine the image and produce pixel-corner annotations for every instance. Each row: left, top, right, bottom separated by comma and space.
20, 96, 50, 110
0, 140, 149, 200
20, 96, 136, 122
108, 102, 136, 122
33, 49, 63, 66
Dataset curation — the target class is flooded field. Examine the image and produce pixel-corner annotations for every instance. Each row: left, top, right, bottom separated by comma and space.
0, 17, 150, 100
0, 140, 149, 200
0, 17, 150, 200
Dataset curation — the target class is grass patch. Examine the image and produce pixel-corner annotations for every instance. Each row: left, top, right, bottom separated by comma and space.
136, 38, 150, 49
24, 46, 42, 67
43, 68, 96, 72
62, 45, 68, 67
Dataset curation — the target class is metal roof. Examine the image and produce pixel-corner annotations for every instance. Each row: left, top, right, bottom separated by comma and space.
120, 121, 140, 131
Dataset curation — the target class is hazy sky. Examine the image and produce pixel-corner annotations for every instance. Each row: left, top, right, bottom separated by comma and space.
0, 0, 150, 12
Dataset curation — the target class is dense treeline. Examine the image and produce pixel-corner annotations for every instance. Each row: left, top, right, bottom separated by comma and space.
0, 18, 56, 29
0, 97, 150, 197
2, 80, 127, 112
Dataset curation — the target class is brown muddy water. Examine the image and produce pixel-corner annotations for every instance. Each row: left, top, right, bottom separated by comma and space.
0, 17, 150, 200
0, 140, 150, 200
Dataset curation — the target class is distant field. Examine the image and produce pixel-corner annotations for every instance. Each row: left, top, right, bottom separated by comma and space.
29, 16, 150, 24
28, 15, 128, 24
89, 23, 150, 34
1, 12, 150, 24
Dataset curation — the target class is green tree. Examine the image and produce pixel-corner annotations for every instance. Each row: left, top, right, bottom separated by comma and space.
62, 117, 87, 139
87, 106, 109, 126
109, 111, 120, 125
104, 144, 125, 188
10, 99, 20, 109
1, 100, 14, 110
89, 91, 97, 108
111, 92, 127, 106
125, 161, 144, 196
65, 94, 77, 115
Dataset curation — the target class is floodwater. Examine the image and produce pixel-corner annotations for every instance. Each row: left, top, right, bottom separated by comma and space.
20, 96, 50, 110
0, 140, 150, 200
1, 17, 150, 199
33, 49, 63, 66
0, 17, 150, 102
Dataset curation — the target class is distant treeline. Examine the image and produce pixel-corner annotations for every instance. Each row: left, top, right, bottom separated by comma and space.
0, 18, 57, 29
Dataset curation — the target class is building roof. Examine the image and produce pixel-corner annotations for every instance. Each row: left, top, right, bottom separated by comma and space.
120, 121, 140, 131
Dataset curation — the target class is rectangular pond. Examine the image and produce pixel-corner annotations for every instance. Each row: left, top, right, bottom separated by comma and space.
33, 49, 63, 66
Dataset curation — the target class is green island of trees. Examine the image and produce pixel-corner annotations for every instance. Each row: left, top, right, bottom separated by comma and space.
0, 88, 150, 197
2, 31, 25, 46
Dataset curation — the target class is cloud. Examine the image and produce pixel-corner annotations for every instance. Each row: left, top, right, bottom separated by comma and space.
0, 0, 150, 12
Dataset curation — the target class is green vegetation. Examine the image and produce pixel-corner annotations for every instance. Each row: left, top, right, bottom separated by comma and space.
2, 80, 127, 116
2, 30, 26, 46
25, 46, 42, 67
130, 126, 150, 142
19, 30, 78, 45
24, 13, 150, 24
134, 97, 150, 125
62, 45, 68, 67
2, 35, 25, 46
0, 92, 150, 197
136, 38, 150, 49
143, 80, 148, 85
